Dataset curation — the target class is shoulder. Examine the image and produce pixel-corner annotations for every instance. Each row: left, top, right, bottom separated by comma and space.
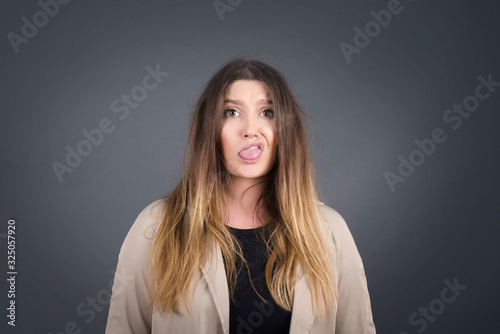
124, 199, 165, 244
115, 199, 165, 271
316, 201, 358, 251
315, 204, 376, 332
317, 201, 348, 233
138, 199, 164, 226
107, 200, 163, 333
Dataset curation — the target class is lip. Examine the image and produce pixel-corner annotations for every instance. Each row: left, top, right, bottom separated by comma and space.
239, 141, 264, 152
238, 141, 264, 162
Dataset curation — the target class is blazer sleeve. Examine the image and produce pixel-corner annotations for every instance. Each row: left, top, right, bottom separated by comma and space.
319, 205, 376, 334
105, 200, 163, 334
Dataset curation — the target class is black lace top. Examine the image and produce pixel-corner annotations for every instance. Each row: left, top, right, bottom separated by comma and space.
226, 225, 292, 334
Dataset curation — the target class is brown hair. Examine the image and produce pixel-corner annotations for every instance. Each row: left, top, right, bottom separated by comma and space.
150, 58, 336, 319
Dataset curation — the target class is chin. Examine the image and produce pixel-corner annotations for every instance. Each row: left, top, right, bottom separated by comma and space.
227, 161, 275, 180
230, 168, 269, 180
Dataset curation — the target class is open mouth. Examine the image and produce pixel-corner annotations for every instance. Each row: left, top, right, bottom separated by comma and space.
238, 142, 263, 161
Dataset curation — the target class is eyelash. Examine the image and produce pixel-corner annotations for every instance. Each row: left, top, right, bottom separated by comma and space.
223, 108, 274, 118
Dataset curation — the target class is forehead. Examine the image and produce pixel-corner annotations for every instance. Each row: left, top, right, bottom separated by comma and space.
224, 80, 272, 102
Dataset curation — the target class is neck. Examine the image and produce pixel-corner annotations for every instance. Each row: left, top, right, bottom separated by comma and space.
224, 176, 268, 228
227, 176, 266, 210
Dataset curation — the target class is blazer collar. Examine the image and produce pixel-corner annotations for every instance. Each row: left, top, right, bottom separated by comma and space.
289, 265, 315, 333
200, 238, 315, 334
201, 238, 230, 334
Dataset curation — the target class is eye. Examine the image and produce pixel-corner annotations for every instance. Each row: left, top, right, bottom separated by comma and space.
261, 109, 274, 118
224, 108, 239, 117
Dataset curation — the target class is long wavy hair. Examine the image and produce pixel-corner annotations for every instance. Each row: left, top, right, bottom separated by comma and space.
150, 58, 337, 319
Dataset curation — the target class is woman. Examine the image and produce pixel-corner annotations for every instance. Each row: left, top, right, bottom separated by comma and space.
105, 58, 376, 333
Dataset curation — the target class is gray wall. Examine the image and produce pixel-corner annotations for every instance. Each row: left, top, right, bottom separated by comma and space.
1, 0, 499, 333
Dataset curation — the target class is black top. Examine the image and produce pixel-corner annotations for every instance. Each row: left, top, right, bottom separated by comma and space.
226, 225, 292, 334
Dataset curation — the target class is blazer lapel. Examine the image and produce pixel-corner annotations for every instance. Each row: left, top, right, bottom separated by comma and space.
200, 238, 230, 334
289, 264, 315, 334
201, 240, 316, 334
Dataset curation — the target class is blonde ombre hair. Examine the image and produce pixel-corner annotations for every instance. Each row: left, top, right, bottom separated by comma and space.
150, 58, 337, 319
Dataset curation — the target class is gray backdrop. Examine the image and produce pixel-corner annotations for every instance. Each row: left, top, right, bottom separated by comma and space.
1, 0, 499, 333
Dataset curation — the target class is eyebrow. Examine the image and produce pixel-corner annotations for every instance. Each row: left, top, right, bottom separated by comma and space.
224, 99, 273, 105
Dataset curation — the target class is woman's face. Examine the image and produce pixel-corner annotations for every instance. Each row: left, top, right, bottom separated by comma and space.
220, 80, 278, 182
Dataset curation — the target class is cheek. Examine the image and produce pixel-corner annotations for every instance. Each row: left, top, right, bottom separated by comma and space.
220, 127, 233, 157
267, 126, 278, 151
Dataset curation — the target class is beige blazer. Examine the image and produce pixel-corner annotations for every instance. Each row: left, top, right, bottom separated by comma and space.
105, 200, 376, 333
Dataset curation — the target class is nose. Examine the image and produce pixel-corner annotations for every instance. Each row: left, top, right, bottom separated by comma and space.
243, 114, 258, 138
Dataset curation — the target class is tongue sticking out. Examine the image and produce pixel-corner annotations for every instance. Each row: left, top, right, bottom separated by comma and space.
238, 147, 262, 160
